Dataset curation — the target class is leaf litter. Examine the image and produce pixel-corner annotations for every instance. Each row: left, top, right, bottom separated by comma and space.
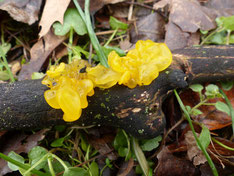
0, 0, 234, 175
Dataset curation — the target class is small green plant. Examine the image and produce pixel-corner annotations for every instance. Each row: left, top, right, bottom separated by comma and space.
113, 130, 162, 176
200, 15, 234, 45
174, 89, 218, 176
174, 82, 234, 176
0, 25, 15, 82
2, 144, 101, 176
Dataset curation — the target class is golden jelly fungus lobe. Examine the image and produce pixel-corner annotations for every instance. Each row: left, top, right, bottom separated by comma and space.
42, 40, 172, 122
108, 40, 172, 88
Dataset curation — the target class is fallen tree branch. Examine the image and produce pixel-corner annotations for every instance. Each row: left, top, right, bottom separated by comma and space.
0, 45, 234, 138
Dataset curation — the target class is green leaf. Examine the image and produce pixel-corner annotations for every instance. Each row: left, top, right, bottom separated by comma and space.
198, 125, 211, 149
31, 72, 45, 80
105, 158, 112, 168
205, 84, 221, 98
189, 84, 204, 92
81, 135, 88, 152
140, 136, 162, 151
28, 146, 48, 170
0, 71, 10, 81
53, 8, 87, 36
200, 30, 208, 35
72, 46, 91, 60
109, 16, 128, 30
0, 43, 11, 55
51, 137, 65, 147
221, 81, 233, 91
54, 125, 66, 132
191, 108, 203, 116
89, 161, 99, 176
186, 105, 191, 112
118, 147, 129, 157
132, 137, 149, 176
113, 130, 128, 149
44, 160, 71, 174
19, 163, 32, 176
215, 101, 230, 115
8, 151, 25, 171
102, 46, 126, 57
63, 167, 89, 176
216, 16, 234, 31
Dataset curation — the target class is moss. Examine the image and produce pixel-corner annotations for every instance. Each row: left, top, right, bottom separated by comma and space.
100, 103, 106, 108
105, 96, 110, 102
138, 129, 144, 134
94, 114, 101, 119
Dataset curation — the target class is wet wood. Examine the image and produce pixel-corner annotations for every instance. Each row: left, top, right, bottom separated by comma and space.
0, 45, 233, 138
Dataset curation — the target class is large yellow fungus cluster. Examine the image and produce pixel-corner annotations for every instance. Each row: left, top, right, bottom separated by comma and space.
42, 40, 172, 122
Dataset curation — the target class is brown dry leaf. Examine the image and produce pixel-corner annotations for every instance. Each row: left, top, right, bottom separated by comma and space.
18, 30, 66, 80
209, 137, 234, 156
78, 0, 125, 13
204, 0, 234, 16
39, 0, 71, 37
155, 146, 199, 176
164, 22, 190, 50
88, 133, 117, 160
0, 0, 42, 25
185, 131, 207, 166
0, 129, 48, 175
117, 158, 134, 176
154, 0, 216, 32
119, 38, 135, 52
130, 12, 165, 43
10, 60, 21, 76
154, 0, 217, 50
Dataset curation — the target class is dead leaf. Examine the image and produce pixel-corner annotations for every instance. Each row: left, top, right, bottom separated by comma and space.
0, 0, 42, 24
155, 146, 199, 176
78, 0, 125, 13
119, 38, 134, 52
164, 22, 190, 50
18, 30, 66, 80
0, 129, 48, 175
209, 137, 234, 156
117, 158, 134, 176
130, 12, 165, 43
39, 0, 71, 37
185, 131, 207, 166
88, 129, 118, 161
204, 0, 234, 17
154, 0, 217, 50
10, 60, 21, 76
169, 0, 216, 33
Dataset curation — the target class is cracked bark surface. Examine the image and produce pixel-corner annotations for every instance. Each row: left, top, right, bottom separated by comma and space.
0, 45, 234, 138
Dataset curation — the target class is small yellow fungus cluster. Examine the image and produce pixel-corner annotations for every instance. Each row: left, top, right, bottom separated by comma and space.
42, 40, 172, 122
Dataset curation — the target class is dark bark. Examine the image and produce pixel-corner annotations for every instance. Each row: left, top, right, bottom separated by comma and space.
0, 45, 234, 138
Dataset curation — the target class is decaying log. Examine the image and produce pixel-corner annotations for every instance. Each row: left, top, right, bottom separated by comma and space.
0, 45, 234, 138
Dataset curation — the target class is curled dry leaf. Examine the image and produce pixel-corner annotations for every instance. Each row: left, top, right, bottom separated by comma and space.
185, 131, 207, 166
39, 0, 71, 37
18, 30, 66, 80
155, 146, 199, 176
0, 0, 42, 25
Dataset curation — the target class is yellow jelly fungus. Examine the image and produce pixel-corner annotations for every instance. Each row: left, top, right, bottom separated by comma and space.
42, 40, 172, 122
